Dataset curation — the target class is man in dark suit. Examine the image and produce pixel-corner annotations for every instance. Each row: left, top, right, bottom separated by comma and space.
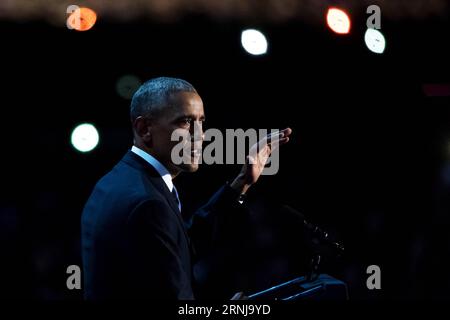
81, 77, 291, 299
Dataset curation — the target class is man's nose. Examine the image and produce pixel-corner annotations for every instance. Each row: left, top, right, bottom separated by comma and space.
191, 121, 204, 142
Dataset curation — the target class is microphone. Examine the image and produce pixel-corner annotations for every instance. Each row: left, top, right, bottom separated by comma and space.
281, 205, 344, 254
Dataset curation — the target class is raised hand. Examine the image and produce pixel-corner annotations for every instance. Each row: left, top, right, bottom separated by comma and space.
230, 128, 292, 194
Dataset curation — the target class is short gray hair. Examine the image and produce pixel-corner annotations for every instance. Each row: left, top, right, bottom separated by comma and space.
130, 77, 197, 121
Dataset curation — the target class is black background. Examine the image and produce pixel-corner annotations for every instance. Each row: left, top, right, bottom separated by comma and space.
1, 7, 450, 301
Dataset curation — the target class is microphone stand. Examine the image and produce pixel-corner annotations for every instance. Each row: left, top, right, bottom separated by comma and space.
305, 220, 344, 282
247, 206, 348, 300
306, 253, 321, 282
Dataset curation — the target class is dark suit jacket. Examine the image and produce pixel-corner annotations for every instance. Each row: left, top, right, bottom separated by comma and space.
81, 150, 240, 300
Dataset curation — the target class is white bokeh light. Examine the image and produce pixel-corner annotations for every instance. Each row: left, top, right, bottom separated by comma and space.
71, 123, 99, 152
364, 28, 386, 54
241, 29, 268, 55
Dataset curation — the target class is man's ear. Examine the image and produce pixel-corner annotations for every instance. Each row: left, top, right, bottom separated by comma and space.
133, 116, 152, 144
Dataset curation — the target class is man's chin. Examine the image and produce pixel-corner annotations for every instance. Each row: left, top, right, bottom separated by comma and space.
178, 163, 200, 173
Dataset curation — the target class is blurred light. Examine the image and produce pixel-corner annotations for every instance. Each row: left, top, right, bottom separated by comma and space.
0, 1, 447, 24
422, 83, 450, 97
326, 7, 351, 35
71, 123, 99, 152
241, 29, 268, 55
364, 28, 386, 54
116, 75, 142, 100
67, 7, 97, 31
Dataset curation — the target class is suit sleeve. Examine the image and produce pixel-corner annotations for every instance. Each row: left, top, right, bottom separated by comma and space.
126, 199, 195, 300
187, 183, 250, 259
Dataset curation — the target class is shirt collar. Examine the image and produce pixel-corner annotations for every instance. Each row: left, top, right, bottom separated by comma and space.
131, 146, 174, 192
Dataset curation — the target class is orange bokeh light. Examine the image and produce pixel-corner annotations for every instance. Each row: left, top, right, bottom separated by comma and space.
326, 7, 351, 35
67, 7, 97, 32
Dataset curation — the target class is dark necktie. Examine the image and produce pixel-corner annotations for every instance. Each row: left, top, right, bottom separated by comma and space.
171, 186, 181, 212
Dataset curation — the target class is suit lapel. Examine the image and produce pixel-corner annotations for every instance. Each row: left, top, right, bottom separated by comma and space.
146, 169, 197, 259
148, 173, 181, 216
121, 151, 194, 252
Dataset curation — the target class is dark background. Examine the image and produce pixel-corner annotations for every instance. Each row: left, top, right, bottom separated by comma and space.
1, 6, 450, 300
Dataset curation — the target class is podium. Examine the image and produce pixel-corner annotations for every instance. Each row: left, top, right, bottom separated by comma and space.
247, 274, 348, 300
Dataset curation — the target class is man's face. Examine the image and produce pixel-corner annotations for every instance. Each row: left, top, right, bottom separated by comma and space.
150, 91, 205, 175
